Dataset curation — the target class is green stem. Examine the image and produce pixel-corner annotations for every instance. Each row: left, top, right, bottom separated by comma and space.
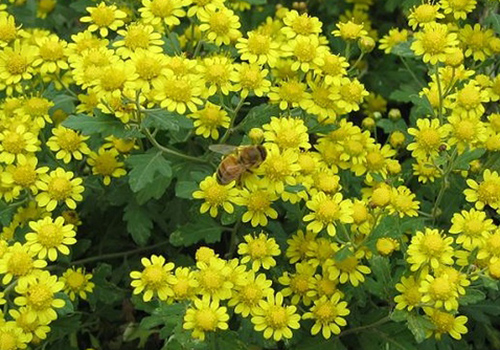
193, 39, 204, 58
339, 315, 391, 338
70, 241, 171, 266
434, 64, 444, 123
432, 147, 458, 222
219, 96, 246, 144
400, 57, 424, 89
143, 128, 207, 164
347, 52, 365, 74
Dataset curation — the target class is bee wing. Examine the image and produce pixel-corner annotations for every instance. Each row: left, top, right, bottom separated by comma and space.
209, 144, 238, 155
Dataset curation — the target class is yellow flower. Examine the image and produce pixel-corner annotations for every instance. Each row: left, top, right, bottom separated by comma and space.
268, 78, 311, 110
25, 216, 76, 261
388, 185, 420, 218
411, 22, 458, 64
2, 155, 48, 200
407, 228, 454, 271
91, 60, 138, 101
128, 50, 168, 92
236, 182, 278, 227
394, 275, 422, 311
152, 73, 203, 114
379, 28, 409, 54
0, 322, 30, 349
130, 254, 176, 302
279, 261, 315, 305
87, 147, 127, 185
263, 116, 310, 151
459, 24, 494, 61
228, 270, 273, 317
238, 232, 280, 271
60, 267, 95, 301
285, 230, 317, 264
113, 23, 164, 59
419, 273, 460, 311
407, 3, 444, 30
0, 12, 19, 47
332, 20, 368, 41
193, 175, 241, 217
0, 242, 47, 284
477, 230, 500, 261
35, 168, 84, 211
336, 77, 369, 113
303, 293, 349, 339
449, 208, 494, 249
139, 0, 188, 27
236, 30, 280, 67
198, 6, 241, 46
183, 296, 229, 340
232, 62, 271, 98
441, 0, 476, 20
195, 256, 233, 301
187, 0, 225, 18
317, 52, 349, 85
412, 159, 441, 183
46, 125, 91, 164
464, 169, 500, 211
424, 308, 468, 340
14, 270, 65, 324
282, 10, 322, 38
0, 125, 40, 164
407, 118, 449, 160
189, 102, 230, 139
197, 55, 236, 97
449, 81, 489, 119
80, 2, 127, 37
0, 40, 38, 95
255, 144, 300, 195
32, 34, 69, 74
251, 292, 301, 341
9, 306, 51, 343
327, 249, 371, 287
376, 237, 400, 256
304, 192, 353, 237
281, 35, 328, 73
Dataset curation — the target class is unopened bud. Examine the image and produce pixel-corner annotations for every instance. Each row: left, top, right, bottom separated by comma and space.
388, 108, 401, 121
249, 128, 264, 144
358, 36, 375, 53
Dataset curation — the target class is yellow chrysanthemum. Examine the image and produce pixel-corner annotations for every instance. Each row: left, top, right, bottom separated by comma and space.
35, 168, 84, 211
193, 175, 241, 217
411, 22, 458, 64
130, 254, 176, 302
228, 271, 273, 317
0, 242, 47, 285
407, 118, 449, 160
236, 30, 280, 67
183, 296, 229, 340
238, 232, 280, 271
198, 6, 241, 46
80, 2, 127, 37
60, 267, 95, 301
407, 3, 444, 30
303, 293, 349, 339
441, 0, 476, 20
407, 228, 454, 271
394, 275, 422, 311
303, 192, 354, 237
464, 169, 500, 211
424, 308, 468, 340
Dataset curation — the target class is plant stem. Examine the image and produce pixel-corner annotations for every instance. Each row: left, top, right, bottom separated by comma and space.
434, 64, 444, 123
432, 147, 458, 222
400, 57, 424, 89
347, 53, 365, 74
143, 128, 207, 163
70, 241, 171, 266
339, 315, 391, 338
219, 96, 246, 144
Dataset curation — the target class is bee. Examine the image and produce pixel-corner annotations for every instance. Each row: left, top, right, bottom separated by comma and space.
210, 144, 267, 185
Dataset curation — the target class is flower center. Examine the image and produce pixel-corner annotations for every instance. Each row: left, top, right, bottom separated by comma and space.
151, 0, 174, 17
247, 34, 270, 54
314, 302, 337, 322
167, 78, 192, 102
292, 17, 314, 35
125, 27, 151, 49
93, 152, 118, 176
248, 240, 268, 259
25, 97, 51, 117
209, 12, 230, 35
143, 265, 166, 288
91, 7, 116, 27
336, 256, 358, 273
280, 81, 304, 102
316, 200, 339, 222
430, 311, 455, 333
0, 332, 17, 350
27, 284, 53, 310
0, 20, 16, 42
240, 68, 260, 88
429, 276, 453, 300
464, 219, 483, 235
100, 67, 127, 91
422, 235, 445, 256
247, 191, 270, 212
240, 284, 262, 304
38, 223, 64, 248
7, 251, 33, 276
195, 308, 218, 331
57, 129, 82, 151
7, 52, 29, 75
455, 119, 475, 140
3, 132, 25, 154
294, 40, 316, 62
206, 64, 229, 85
266, 306, 288, 328
200, 268, 223, 291
48, 177, 72, 200
413, 4, 438, 23
312, 86, 334, 108
290, 275, 310, 294
66, 272, 85, 289
136, 57, 162, 80
422, 30, 447, 54
340, 82, 363, 103
457, 86, 480, 109
205, 185, 227, 205
418, 128, 441, 150
366, 151, 385, 171
39, 41, 65, 61
477, 180, 500, 204
13, 165, 37, 187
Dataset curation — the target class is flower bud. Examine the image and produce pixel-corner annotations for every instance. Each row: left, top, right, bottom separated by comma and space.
249, 128, 264, 144
388, 108, 401, 121
358, 36, 375, 53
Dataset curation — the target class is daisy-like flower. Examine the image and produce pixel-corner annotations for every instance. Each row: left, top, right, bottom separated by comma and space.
376, 237, 400, 256
281, 35, 328, 73
394, 275, 422, 311
268, 79, 311, 110
2, 155, 48, 200
332, 20, 368, 41
231, 63, 271, 98
113, 23, 164, 59
25, 216, 76, 261
0, 12, 19, 48
413, 159, 442, 183
193, 175, 241, 217
449, 208, 494, 249
197, 55, 236, 97
80, 2, 127, 37
152, 73, 203, 114
407, 3, 444, 30
14, 270, 65, 324
183, 296, 229, 340
238, 232, 280, 271
171, 266, 198, 301
0, 40, 38, 95
327, 249, 371, 287
447, 115, 487, 153
304, 192, 354, 237
236, 181, 278, 227
251, 292, 301, 341
411, 22, 458, 64
198, 6, 241, 46
318, 53, 349, 85
46, 125, 90, 164
379, 28, 409, 54
0, 125, 40, 164
255, 144, 300, 195
286, 230, 317, 264
464, 169, 500, 211
130, 255, 176, 302
9, 306, 51, 343
19, 96, 54, 129
424, 307, 468, 340
407, 118, 449, 160
35, 168, 84, 211
228, 271, 273, 317
306, 79, 341, 122
60, 267, 95, 301
336, 77, 369, 114
87, 147, 126, 186
0, 242, 47, 285
32, 35, 69, 74
303, 293, 350, 339
441, 0, 476, 20
477, 230, 500, 261
459, 24, 494, 61
419, 273, 461, 311
407, 228, 454, 271
449, 81, 489, 119
128, 50, 168, 93
281, 10, 322, 38
91, 60, 138, 101
236, 30, 280, 67
388, 186, 420, 218
190, 102, 230, 140
279, 262, 315, 305
139, 0, 188, 27
0, 322, 30, 349
195, 256, 233, 301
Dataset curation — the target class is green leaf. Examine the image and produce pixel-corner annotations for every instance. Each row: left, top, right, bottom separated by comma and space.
243, 0, 267, 5
389, 84, 420, 103
142, 110, 193, 131
334, 245, 353, 262
239, 104, 280, 131
62, 113, 141, 138
454, 148, 486, 171
485, 12, 500, 34
391, 309, 410, 322
69, 0, 94, 13
377, 118, 408, 134
0, 201, 15, 226
140, 303, 186, 332
175, 181, 199, 199
50, 94, 76, 114
90, 264, 127, 306
459, 288, 486, 305
127, 150, 172, 193
285, 184, 306, 193
55, 292, 74, 317
123, 200, 153, 246
391, 40, 415, 57
407, 313, 432, 343
163, 32, 182, 55
136, 174, 172, 205
170, 216, 222, 247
